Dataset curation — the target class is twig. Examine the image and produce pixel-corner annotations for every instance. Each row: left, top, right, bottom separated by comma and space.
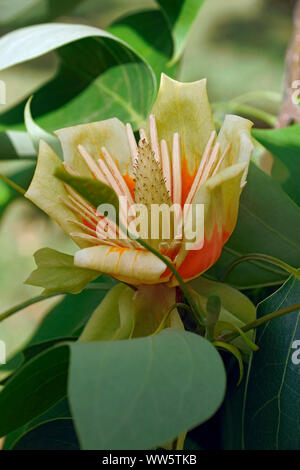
221, 302, 300, 343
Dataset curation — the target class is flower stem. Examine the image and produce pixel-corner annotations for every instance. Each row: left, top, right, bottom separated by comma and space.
153, 303, 192, 335
0, 293, 60, 323
132, 237, 205, 326
0, 283, 113, 323
0, 173, 26, 195
221, 302, 300, 343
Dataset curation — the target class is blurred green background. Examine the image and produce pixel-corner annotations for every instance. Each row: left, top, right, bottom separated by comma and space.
0, 0, 295, 358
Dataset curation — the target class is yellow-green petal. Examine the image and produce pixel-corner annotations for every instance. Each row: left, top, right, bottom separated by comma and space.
25, 140, 90, 248
217, 114, 254, 185
150, 74, 215, 174
173, 163, 246, 279
55, 117, 132, 176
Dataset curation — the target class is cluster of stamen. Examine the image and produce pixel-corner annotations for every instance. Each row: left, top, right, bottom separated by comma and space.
60, 115, 231, 253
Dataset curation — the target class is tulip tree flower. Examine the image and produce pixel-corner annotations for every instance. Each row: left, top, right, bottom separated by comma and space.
26, 74, 253, 291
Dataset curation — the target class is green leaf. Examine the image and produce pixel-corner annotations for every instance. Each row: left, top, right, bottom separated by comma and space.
79, 284, 135, 342
0, 345, 69, 437
219, 364, 248, 450
208, 163, 300, 289
13, 419, 79, 450
252, 125, 300, 205
189, 277, 256, 352
24, 96, 62, 157
0, 0, 84, 29
25, 247, 100, 295
54, 166, 119, 218
29, 288, 112, 346
242, 275, 300, 450
157, 0, 205, 63
4, 397, 71, 450
213, 341, 244, 386
108, 9, 175, 81
0, 130, 35, 159
68, 329, 226, 450
0, 23, 156, 131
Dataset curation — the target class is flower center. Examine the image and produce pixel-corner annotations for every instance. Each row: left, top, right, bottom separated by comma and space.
60, 115, 230, 254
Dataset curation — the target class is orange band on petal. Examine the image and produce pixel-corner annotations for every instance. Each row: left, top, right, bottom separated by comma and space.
123, 172, 135, 200
177, 224, 229, 280
181, 155, 197, 206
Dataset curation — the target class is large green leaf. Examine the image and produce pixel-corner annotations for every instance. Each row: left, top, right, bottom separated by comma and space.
0, 23, 156, 131
253, 125, 300, 206
13, 419, 79, 450
0, 345, 69, 437
68, 329, 226, 450
108, 10, 175, 81
157, 0, 205, 62
25, 248, 101, 295
0, 0, 84, 29
242, 275, 300, 449
208, 163, 300, 289
4, 397, 71, 450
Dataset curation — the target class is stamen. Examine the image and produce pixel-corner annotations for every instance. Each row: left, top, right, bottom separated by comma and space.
185, 130, 216, 205
67, 218, 97, 236
97, 158, 129, 228
199, 142, 220, 185
126, 123, 139, 165
70, 233, 104, 246
139, 128, 148, 143
149, 114, 161, 166
68, 195, 100, 224
77, 145, 107, 183
101, 146, 134, 206
172, 133, 182, 205
64, 184, 96, 214
96, 219, 132, 248
60, 196, 98, 229
63, 162, 80, 176
212, 143, 231, 176
98, 158, 125, 200
160, 139, 171, 195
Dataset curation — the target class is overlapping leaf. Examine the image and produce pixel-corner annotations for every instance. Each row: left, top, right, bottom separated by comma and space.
242, 275, 300, 449
0, 23, 156, 131
157, 0, 205, 62
69, 329, 226, 450
0, 345, 69, 437
253, 125, 300, 206
0, 0, 84, 29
